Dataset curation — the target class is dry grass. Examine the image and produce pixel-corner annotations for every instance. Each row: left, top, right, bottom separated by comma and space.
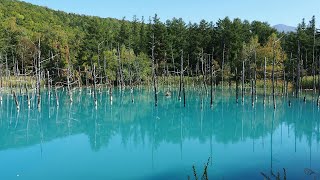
0, 76, 42, 87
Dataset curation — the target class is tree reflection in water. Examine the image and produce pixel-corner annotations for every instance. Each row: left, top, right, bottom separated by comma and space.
0, 87, 319, 179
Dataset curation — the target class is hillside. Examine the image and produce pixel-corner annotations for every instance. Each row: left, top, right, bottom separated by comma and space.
0, 0, 124, 59
0, 0, 122, 39
273, 24, 296, 33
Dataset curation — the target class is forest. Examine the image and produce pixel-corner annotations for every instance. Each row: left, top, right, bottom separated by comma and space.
0, 0, 319, 93
2, 1, 320, 179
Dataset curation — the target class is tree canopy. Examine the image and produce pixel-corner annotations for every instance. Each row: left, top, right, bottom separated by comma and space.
0, 0, 317, 86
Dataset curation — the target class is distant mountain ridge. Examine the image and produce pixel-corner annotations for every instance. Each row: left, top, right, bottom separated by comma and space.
273, 24, 296, 33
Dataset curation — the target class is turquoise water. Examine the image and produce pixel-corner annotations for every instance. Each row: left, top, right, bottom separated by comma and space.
0, 87, 319, 179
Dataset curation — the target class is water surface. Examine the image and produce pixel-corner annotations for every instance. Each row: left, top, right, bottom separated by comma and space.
0, 88, 319, 179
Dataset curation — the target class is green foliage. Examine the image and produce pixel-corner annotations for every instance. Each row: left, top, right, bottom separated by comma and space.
102, 47, 150, 83
1, 0, 312, 87
301, 76, 319, 89
283, 15, 319, 83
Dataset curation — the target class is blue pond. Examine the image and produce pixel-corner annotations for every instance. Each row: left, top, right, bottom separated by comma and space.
0, 87, 319, 179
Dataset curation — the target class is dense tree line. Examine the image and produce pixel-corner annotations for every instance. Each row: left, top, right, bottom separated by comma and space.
0, 0, 319, 89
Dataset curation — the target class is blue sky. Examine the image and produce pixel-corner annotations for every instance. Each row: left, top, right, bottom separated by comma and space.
23, 0, 320, 27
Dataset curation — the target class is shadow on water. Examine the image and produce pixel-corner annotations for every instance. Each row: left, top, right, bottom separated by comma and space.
0, 87, 320, 179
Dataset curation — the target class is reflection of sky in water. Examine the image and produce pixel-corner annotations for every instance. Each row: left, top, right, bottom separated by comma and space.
0, 88, 319, 179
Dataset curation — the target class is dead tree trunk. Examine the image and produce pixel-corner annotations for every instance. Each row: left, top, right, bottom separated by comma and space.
130, 70, 134, 103
0, 58, 2, 102
85, 66, 89, 87
77, 66, 80, 88
55, 87, 59, 107
272, 40, 276, 109
251, 73, 254, 107
264, 57, 267, 105
313, 56, 316, 96
104, 54, 108, 87
201, 49, 207, 93
302, 51, 307, 101
283, 65, 286, 96
312, 28, 316, 95
210, 53, 213, 107
117, 44, 124, 90
13, 91, 19, 110
171, 46, 175, 82
93, 64, 97, 106
166, 62, 170, 91
26, 86, 30, 107
183, 77, 186, 107
129, 49, 134, 103
110, 84, 113, 103
47, 70, 50, 91
66, 47, 73, 103
187, 54, 190, 85
222, 43, 225, 89
37, 38, 41, 109
151, 34, 158, 107
296, 41, 301, 98
179, 50, 183, 101
254, 51, 257, 101
5, 54, 8, 81
242, 60, 245, 103
181, 51, 185, 107
318, 55, 320, 106
236, 68, 239, 103
98, 44, 102, 85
